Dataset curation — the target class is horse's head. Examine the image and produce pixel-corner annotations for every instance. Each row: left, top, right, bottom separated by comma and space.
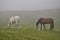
7, 22, 10, 27
36, 20, 40, 29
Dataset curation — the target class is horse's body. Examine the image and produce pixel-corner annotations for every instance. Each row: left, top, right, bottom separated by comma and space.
36, 17, 54, 30
8, 16, 20, 27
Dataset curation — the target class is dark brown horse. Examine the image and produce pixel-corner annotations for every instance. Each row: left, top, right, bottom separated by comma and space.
36, 17, 54, 31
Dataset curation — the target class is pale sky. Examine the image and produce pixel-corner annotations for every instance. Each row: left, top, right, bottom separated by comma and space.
0, 0, 60, 11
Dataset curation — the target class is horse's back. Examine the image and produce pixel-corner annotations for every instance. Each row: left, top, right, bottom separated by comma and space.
14, 16, 20, 20
15, 16, 20, 18
39, 18, 54, 24
40, 18, 53, 21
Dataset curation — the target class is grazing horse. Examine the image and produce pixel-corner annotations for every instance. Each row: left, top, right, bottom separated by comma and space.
36, 17, 54, 31
8, 16, 20, 27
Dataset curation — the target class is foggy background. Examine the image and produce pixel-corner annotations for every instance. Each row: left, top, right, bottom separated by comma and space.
0, 0, 60, 11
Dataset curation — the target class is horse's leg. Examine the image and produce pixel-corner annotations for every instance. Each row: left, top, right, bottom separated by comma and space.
50, 24, 52, 31
43, 24, 46, 30
36, 25, 38, 29
40, 24, 42, 30
16, 21, 18, 27
10, 22, 12, 28
51, 23, 54, 30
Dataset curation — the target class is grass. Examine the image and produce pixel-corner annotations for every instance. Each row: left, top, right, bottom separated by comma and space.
0, 27, 60, 40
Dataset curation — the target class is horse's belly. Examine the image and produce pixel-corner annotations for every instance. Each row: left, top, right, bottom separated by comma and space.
12, 21, 16, 23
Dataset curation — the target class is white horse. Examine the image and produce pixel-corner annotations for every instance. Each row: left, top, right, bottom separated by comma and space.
8, 16, 20, 27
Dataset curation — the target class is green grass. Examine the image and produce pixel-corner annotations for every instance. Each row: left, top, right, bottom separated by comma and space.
0, 27, 60, 40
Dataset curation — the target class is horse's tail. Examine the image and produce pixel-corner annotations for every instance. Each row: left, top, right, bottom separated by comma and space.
51, 21, 54, 29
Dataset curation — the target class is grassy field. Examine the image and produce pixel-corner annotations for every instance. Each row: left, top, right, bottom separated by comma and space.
0, 28, 60, 40
0, 9, 60, 40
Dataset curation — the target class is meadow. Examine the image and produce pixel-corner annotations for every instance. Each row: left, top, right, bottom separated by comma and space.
0, 9, 60, 40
